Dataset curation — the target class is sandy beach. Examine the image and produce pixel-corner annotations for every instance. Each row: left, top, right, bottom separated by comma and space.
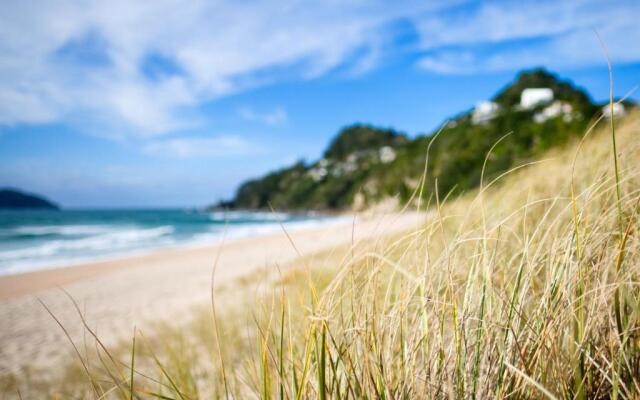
0, 212, 422, 376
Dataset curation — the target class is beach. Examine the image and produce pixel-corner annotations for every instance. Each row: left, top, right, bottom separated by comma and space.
0, 211, 422, 376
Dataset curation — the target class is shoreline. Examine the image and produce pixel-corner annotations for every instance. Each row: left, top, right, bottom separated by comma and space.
0, 214, 354, 301
0, 211, 423, 374
0, 214, 353, 287
0, 212, 352, 279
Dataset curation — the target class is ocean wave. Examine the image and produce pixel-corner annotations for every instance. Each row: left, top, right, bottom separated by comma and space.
208, 210, 291, 222
0, 225, 175, 261
1, 224, 116, 237
0, 212, 350, 275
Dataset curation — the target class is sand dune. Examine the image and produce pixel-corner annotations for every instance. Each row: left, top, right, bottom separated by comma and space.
0, 212, 422, 376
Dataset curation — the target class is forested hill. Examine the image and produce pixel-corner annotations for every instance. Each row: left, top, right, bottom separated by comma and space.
218, 68, 634, 211
0, 189, 59, 210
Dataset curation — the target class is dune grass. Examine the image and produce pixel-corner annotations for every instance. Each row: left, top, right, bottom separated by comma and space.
4, 110, 640, 399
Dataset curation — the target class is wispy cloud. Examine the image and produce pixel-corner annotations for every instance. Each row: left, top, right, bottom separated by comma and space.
0, 0, 638, 137
414, 1, 640, 74
0, 1, 443, 137
416, 51, 476, 75
238, 106, 288, 126
143, 135, 261, 158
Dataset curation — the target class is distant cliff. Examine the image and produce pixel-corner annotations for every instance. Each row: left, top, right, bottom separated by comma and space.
0, 189, 59, 210
218, 68, 634, 211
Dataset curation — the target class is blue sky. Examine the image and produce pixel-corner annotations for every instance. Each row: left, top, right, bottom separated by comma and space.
0, 0, 639, 208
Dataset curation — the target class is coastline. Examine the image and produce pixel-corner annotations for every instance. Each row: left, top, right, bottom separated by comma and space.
0, 210, 351, 277
0, 211, 423, 375
0, 213, 352, 300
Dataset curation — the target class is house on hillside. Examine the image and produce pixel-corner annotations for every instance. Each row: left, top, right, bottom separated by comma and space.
533, 101, 573, 123
520, 88, 554, 109
602, 103, 626, 118
472, 100, 499, 124
332, 160, 358, 177
308, 166, 327, 181
379, 146, 396, 163
308, 159, 329, 181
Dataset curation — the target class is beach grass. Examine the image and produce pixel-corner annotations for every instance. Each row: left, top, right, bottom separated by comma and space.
4, 109, 640, 399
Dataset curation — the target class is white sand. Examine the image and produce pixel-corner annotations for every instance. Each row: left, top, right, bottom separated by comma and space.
0, 212, 422, 376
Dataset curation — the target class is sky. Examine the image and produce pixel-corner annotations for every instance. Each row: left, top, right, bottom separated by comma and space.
0, 0, 639, 208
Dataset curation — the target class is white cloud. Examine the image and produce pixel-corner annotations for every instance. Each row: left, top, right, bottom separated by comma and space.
416, 51, 476, 74
415, 1, 640, 74
415, 2, 590, 49
143, 135, 260, 158
0, 0, 638, 137
0, 0, 446, 137
238, 106, 288, 126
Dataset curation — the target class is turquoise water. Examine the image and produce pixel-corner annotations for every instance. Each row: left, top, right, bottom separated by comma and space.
0, 209, 336, 275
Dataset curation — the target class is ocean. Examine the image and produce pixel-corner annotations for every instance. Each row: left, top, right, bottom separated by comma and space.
0, 209, 342, 275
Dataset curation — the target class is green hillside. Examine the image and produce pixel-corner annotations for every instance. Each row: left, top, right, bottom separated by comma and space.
0, 188, 59, 210
220, 68, 631, 211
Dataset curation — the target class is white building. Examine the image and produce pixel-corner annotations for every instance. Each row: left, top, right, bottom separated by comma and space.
379, 146, 396, 163
520, 88, 554, 109
331, 161, 358, 177
472, 101, 499, 124
308, 166, 327, 181
533, 101, 573, 123
602, 103, 626, 118
309, 160, 329, 181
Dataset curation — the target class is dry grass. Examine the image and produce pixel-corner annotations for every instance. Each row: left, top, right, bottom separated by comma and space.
3, 111, 640, 399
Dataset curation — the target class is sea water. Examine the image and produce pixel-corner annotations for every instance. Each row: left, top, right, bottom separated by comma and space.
0, 209, 342, 275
